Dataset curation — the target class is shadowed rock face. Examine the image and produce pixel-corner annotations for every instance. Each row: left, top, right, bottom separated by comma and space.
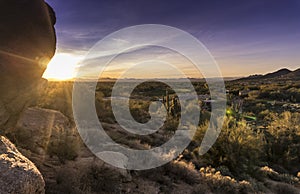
0, 0, 56, 130
0, 1, 56, 193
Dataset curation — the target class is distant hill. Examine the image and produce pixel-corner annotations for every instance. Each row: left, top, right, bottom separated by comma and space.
262, 68, 292, 79
235, 68, 299, 81
284, 68, 300, 77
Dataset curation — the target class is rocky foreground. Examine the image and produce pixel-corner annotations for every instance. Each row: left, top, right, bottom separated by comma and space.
0, 136, 45, 194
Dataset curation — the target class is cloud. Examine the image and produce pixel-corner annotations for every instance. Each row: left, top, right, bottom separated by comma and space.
47, 0, 300, 77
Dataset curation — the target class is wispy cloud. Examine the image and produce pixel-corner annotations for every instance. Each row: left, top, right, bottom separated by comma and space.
47, 0, 300, 77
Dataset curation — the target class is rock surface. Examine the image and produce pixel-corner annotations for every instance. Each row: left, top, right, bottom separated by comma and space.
13, 107, 71, 155
0, 0, 57, 193
0, 136, 45, 194
0, 101, 9, 126
0, 0, 56, 131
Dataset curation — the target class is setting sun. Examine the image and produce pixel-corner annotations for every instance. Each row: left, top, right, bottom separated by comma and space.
43, 53, 82, 81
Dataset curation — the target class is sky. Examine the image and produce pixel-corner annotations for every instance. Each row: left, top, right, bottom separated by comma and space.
44, 0, 300, 79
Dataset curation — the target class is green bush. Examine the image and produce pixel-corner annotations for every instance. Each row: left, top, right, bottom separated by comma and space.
79, 164, 122, 193
194, 118, 265, 176
198, 166, 254, 194
47, 134, 79, 163
266, 112, 300, 172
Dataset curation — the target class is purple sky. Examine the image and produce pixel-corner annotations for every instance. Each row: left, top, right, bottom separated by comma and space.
46, 0, 300, 77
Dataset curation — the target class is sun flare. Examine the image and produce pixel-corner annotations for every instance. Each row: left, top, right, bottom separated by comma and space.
43, 53, 81, 81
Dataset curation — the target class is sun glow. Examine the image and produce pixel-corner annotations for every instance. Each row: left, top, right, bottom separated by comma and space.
43, 53, 81, 81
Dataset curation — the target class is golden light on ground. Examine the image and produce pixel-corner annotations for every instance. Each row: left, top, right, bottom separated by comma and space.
43, 53, 82, 81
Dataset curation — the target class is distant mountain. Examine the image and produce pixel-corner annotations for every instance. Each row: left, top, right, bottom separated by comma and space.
235, 68, 299, 81
262, 68, 292, 79
284, 68, 300, 77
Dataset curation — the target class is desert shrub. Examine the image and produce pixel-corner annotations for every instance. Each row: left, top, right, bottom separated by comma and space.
79, 164, 122, 193
142, 156, 202, 192
163, 118, 179, 133
54, 164, 123, 194
191, 184, 212, 194
198, 166, 254, 194
270, 182, 299, 194
258, 86, 300, 102
216, 165, 233, 177
141, 167, 173, 189
199, 110, 211, 124
54, 162, 125, 194
47, 133, 79, 163
266, 112, 300, 172
37, 82, 74, 120
95, 99, 115, 124
287, 88, 300, 102
129, 99, 151, 123
96, 82, 114, 97
248, 90, 260, 99
164, 158, 201, 185
194, 118, 265, 176
258, 109, 270, 121
260, 166, 299, 184
55, 167, 81, 194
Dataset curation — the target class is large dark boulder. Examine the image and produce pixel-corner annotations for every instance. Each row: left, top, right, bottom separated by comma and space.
0, 0, 56, 193
0, 0, 56, 131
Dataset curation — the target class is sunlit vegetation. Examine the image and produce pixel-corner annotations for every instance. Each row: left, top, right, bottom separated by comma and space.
35, 79, 300, 193
193, 118, 266, 176
37, 81, 74, 121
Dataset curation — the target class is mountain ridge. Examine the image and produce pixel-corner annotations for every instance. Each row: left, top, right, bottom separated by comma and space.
235, 67, 300, 81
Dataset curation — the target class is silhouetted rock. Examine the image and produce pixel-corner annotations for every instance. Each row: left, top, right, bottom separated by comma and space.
0, 136, 45, 194
0, 0, 56, 193
0, 0, 56, 131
